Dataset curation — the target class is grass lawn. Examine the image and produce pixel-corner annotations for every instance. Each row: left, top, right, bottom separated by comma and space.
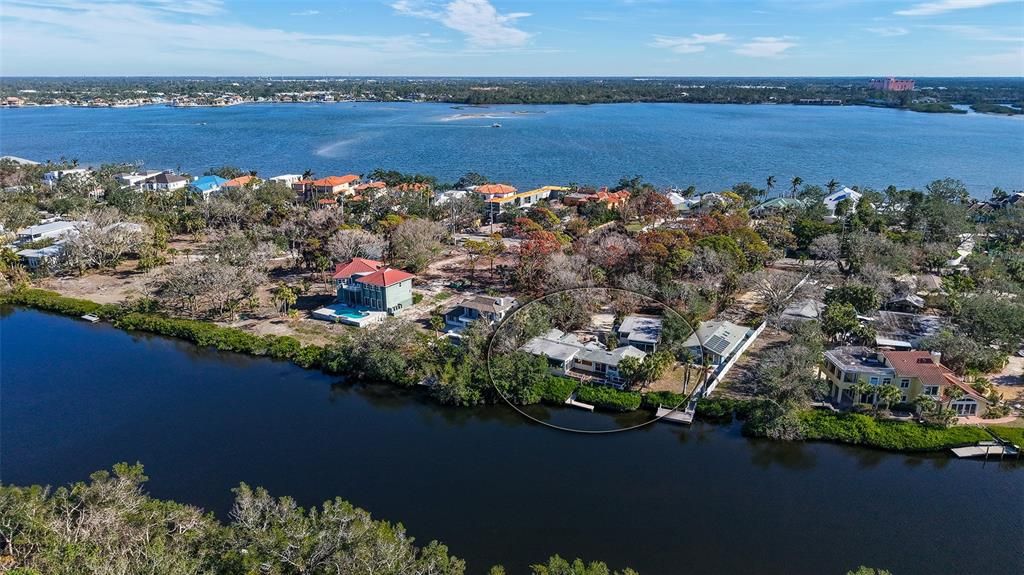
989, 425, 1024, 447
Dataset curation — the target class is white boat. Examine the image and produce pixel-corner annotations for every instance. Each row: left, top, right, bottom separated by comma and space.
81, 314, 100, 323
491, 123, 501, 128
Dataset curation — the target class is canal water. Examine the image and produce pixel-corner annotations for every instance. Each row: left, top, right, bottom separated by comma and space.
1, 307, 1021, 574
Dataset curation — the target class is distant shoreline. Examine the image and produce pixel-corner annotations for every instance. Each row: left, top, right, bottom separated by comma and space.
3, 99, 1021, 117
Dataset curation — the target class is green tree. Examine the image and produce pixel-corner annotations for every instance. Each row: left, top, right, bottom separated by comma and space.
271, 284, 297, 314
850, 381, 874, 406
766, 175, 776, 199
824, 284, 881, 314
876, 383, 902, 412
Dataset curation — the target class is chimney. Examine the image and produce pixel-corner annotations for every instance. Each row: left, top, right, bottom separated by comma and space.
930, 350, 942, 365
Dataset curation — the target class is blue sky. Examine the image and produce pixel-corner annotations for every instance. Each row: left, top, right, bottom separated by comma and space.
1, 0, 1021, 76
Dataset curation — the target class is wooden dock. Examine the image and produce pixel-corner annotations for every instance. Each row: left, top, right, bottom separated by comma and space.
656, 405, 693, 424
951, 441, 1020, 459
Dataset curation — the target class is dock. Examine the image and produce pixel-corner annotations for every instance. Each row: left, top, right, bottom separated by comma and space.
951, 441, 1020, 459
655, 405, 693, 424
564, 394, 594, 411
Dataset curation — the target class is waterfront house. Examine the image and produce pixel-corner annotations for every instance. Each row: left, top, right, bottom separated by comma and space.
115, 170, 163, 189
563, 187, 630, 209
189, 175, 228, 199
222, 175, 257, 189
332, 258, 415, 314
148, 172, 189, 192
16, 243, 66, 269
682, 320, 752, 365
42, 168, 90, 187
617, 314, 663, 352
749, 197, 805, 218
521, 328, 647, 388
822, 187, 863, 223
1, 155, 40, 166
444, 295, 517, 331
474, 184, 567, 216
313, 175, 360, 196
821, 347, 988, 416
269, 174, 303, 187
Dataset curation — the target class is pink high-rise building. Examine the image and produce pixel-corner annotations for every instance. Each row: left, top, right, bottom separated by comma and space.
869, 78, 916, 92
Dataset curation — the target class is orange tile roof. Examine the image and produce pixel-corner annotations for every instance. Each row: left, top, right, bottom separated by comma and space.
332, 258, 383, 279
355, 181, 387, 191
314, 175, 359, 187
222, 175, 255, 188
881, 350, 985, 401
356, 267, 415, 287
475, 183, 517, 195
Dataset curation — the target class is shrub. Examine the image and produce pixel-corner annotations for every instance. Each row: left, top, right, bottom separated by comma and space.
575, 385, 642, 412
535, 376, 577, 404
0, 288, 120, 319
797, 410, 990, 451
642, 391, 688, 411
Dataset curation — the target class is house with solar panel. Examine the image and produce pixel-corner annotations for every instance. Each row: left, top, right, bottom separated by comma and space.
682, 320, 754, 366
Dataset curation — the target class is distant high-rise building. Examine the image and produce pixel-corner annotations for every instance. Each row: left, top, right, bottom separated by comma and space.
869, 78, 916, 92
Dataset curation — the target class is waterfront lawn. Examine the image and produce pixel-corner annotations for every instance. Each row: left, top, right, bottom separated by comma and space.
989, 425, 1024, 447
798, 411, 991, 452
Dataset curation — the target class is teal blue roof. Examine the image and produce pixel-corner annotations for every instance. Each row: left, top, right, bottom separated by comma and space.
191, 175, 228, 193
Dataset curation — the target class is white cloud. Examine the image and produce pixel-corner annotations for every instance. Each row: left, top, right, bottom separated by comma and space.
290, 9, 320, 17
0, 0, 436, 75
865, 26, 910, 37
650, 33, 729, 54
733, 36, 798, 57
393, 0, 532, 47
895, 0, 1016, 17
923, 24, 1024, 42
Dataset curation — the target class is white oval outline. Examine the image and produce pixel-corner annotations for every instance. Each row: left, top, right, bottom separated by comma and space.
485, 287, 709, 434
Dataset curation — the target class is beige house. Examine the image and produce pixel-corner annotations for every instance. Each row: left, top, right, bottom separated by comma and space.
821, 347, 988, 416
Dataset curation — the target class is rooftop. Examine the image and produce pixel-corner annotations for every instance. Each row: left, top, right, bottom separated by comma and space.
314, 175, 359, 187
356, 267, 415, 287
475, 183, 517, 196
222, 175, 255, 188
332, 257, 383, 280
17, 220, 79, 236
459, 295, 516, 315
618, 314, 663, 345
823, 346, 894, 376
683, 320, 750, 356
486, 185, 569, 204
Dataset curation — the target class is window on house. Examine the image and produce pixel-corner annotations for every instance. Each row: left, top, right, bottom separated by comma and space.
900, 378, 910, 388
869, 376, 879, 385
882, 378, 892, 385
923, 385, 939, 396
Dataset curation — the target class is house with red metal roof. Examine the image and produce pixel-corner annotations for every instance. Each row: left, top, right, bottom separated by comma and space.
330, 258, 415, 315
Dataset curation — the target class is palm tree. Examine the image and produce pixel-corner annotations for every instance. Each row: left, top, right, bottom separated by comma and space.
430, 314, 446, 338
877, 384, 902, 412
826, 179, 840, 195
850, 381, 874, 406
912, 394, 936, 414
943, 386, 966, 410
790, 176, 803, 198
765, 175, 776, 200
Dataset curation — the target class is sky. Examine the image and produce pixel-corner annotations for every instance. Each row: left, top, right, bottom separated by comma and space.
0, 0, 1022, 76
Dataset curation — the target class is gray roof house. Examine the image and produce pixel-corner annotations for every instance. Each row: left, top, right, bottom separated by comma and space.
780, 298, 825, 324
445, 295, 517, 331
521, 328, 646, 388
682, 320, 752, 365
617, 314, 663, 352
